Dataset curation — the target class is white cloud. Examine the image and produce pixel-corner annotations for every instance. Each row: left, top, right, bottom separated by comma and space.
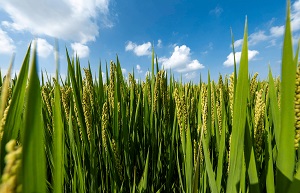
36, 38, 53, 58
0, 0, 112, 44
233, 31, 268, 48
233, 39, 243, 48
157, 39, 162, 48
209, 5, 223, 17
184, 72, 197, 80
270, 26, 285, 37
121, 68, 127, 74
159, 45, 205, 72
71, 43, 89, 58
178, 60, 205, 72
231, 1, 300, 48
125, 41, 152, 56
293, 33, 300, 45
1, 21, 23, 31
223, 50, 259, 67
249, 31, 268, 45
266, 39, 277, 47
292, 0, 300, 31
136, 64, 143, 73
0, 29, 15, 54
269, 0, 300, 37
201, 51, 208, 55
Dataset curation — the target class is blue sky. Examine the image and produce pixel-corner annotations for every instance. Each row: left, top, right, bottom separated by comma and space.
0, 0, 299, 82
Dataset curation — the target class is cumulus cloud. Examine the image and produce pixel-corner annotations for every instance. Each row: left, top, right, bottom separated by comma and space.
36, 38, 53, 58
125, 41, 152, 56
159, 45, 204, 72
223, 50, 259, 67
136, 64, 143, 73
71, 43, 89, 58
0, 29, 15, 54
0, 0, 112, 44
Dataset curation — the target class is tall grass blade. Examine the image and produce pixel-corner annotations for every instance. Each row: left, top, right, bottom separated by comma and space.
226, 17, 249, 193
268, 67, 280, 149
266, 118, 275, 193
244, 109, 260, 192
66, 49, 88, 146
67, 105, 85, 193
138, 149, 149, 192
53, 42, 64, 193
202, 136, 218, 193
21, 42, 46, 193
185, 123, 193, 193
276, 1, 296, 191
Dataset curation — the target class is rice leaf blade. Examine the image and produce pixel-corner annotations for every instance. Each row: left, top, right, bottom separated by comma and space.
276, 1, 296, 191
21, 42, 46, 193
226, 18, 249, 193
202, 136, 218, 193
53, 79, 64, 193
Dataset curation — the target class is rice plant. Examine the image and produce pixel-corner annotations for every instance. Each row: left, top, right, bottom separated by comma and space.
0, 1, 299, 192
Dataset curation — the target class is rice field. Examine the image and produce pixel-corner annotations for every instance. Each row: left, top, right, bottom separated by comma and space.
0, 2, 299, 193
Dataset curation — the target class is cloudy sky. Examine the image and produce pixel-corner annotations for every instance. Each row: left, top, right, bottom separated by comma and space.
0, 0, 299, 81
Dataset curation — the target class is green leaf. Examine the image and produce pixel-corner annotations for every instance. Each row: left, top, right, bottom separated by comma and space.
185, 123, 193, 193
53, 47, 64, 192
66, 49, 89, 146
202, 136, 218, 193
226, 17, 249, 193
21, 42, 46, 193
268, 67, 280, 150
244, 109, 260, 193
0, 48, 31, 161
276, 1, 296, 191
138, 149, 149, 192
266, 118, 275, 193
67, 106, 85, 193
